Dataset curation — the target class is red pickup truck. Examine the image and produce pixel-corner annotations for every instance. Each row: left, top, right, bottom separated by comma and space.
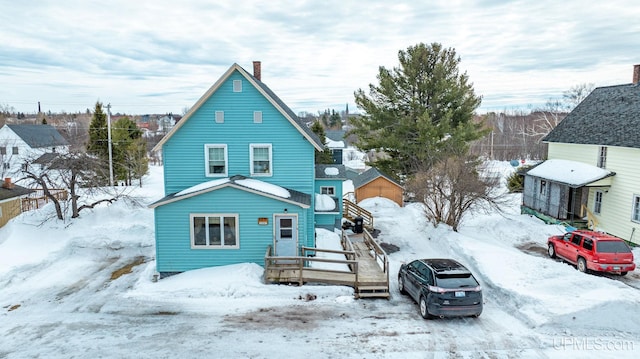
547, 229, 636, 275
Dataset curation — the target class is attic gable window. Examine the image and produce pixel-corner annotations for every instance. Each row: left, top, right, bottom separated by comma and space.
253, 111, 263, 123
205, 144, 227, 177
597, 146, 607, 168
233, 80, 242, 92
215, 111, 224, 123
250, 144, 272, 176
12, 147, 18, 155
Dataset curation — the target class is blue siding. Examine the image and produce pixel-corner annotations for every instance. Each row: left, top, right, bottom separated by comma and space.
155, 186, 310, 272
314, 177, 343, 228
163, 71, 315, 195
156, 68, 319, 271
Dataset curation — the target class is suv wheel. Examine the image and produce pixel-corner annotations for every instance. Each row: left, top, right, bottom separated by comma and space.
419, 296, 432, 319
577, 257, 588, 273
398, 275, 406, 294
620, 271, 628, 276
547, 244, 556, 258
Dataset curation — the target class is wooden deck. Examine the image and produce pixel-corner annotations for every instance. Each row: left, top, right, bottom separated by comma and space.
264, 229, 390, 299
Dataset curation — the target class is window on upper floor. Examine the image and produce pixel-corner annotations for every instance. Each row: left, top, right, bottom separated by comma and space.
233, 80, 242, 92
0, 147, 6, 155
215, 111, 224, 124
12, 147, 18, 155
253, 111, 262, 123
597, 146, 607, 168
205, 144, 227, 176
250, 144, 272, 176
632, 195, 640, 223
321, 186, 335, 196
594, 190, 603, 215
191, 214, 238, 249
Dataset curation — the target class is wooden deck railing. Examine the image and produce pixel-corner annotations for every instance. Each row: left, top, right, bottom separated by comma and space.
343, 198, 374, 229
361, 229, 389, 294
21, 189, 68, 212
264, 245, 359, 286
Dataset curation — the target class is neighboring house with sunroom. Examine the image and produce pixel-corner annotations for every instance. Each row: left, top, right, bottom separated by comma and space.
149, 62, 344, 277
0, 124, 70, 178
523, 65, 640, 245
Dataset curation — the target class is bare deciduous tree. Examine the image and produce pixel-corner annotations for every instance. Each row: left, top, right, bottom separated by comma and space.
406, 155, 507, 232
19, 151, 122, 220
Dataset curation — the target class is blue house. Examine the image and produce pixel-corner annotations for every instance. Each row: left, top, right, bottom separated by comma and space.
314, 164, 346, 230
149, 62, 333, 277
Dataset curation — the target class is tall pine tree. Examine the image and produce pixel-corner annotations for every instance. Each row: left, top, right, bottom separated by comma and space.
350, 42, 485, 180
86, 101, 109, 160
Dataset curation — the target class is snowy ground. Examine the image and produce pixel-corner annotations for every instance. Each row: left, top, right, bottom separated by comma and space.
1, 163, 639, 358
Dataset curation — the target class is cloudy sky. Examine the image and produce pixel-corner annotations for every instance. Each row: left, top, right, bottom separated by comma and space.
1, 0, 639, 116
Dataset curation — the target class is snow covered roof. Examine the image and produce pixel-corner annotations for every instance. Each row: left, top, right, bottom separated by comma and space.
315, 164, 346, 179
148, 175, 310, 208
526, 159, 615, 187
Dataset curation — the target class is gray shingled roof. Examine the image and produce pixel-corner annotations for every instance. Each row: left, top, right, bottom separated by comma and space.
543, 84, 640, 148
352, 167, 402, 189
0, 183, 34, 201
315, 164, 346, 179
6, 124, 69, 148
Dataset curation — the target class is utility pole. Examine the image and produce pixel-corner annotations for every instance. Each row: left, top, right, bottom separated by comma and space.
107, 103, 114, 187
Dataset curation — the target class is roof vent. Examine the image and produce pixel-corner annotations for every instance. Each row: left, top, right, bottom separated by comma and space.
633, 64, 640, 85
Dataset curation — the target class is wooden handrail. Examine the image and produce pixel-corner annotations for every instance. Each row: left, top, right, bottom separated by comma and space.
343, 198, 374, 229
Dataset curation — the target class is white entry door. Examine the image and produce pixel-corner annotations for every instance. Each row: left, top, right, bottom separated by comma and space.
275, 215, 297, 257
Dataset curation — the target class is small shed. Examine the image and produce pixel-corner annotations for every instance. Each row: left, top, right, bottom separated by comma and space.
0, 178, 34, 227
353, 167, 403, 207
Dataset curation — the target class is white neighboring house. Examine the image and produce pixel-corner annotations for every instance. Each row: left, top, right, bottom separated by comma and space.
524, 64, 640, 245
0, 124, 70, 179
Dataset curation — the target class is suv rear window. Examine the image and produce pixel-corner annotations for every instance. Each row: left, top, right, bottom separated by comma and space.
596, 240, 631, 253
435, 273, 479, 288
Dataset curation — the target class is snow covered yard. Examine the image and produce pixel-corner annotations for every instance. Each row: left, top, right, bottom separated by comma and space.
1, 164, 639, 358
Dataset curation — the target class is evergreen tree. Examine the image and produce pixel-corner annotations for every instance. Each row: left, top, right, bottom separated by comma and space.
111, 116, 145, 185
87, 102, 109, 160
351, 42, 485, 179
310, 121, 334, 164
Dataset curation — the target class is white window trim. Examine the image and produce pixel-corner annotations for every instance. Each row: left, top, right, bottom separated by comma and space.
233, 80, 242, 92
632, 194, 640, 223
594, 190, 603, 215
320, 186, 335, 196
215, 111, 224, 123
204, 144, 228, 177
597, 146, 607, 169
190, 213, 239, 249
253, 111, 263, 123
250, 143, 272, 177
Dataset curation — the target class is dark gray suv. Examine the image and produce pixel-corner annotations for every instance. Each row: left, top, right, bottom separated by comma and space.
398, 258, 483, 319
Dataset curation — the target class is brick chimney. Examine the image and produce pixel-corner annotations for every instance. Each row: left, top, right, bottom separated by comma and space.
253, 61, 261, 81
634, 64, 640, 85
3, 178, 13, 189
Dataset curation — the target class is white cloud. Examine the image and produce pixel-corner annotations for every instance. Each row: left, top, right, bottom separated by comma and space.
1, 0, 639, 115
